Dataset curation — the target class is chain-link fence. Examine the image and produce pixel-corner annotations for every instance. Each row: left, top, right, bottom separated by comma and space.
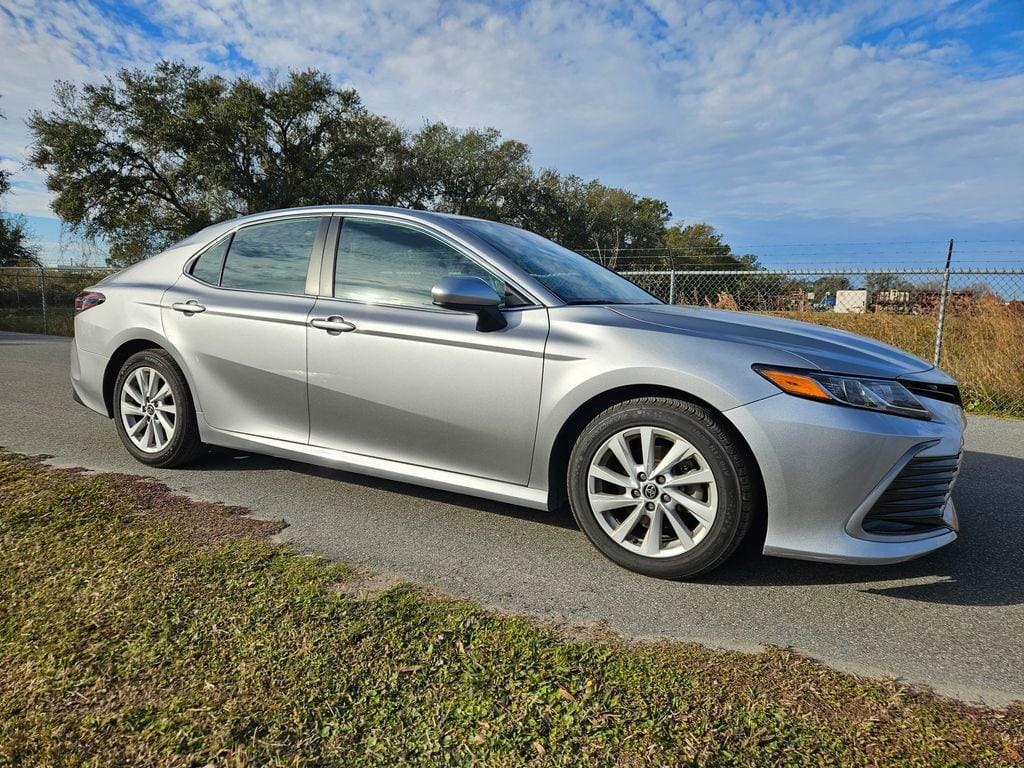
621, 268, 1024, 417
0, 266, 115, 336
2, 263, 1022, 417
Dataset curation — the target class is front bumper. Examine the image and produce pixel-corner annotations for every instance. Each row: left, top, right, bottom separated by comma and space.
725, 390, 964, 565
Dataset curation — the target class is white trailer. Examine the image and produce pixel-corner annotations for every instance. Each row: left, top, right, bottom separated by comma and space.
834, 289, 868, 313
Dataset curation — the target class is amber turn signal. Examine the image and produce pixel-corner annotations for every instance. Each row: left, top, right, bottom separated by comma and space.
754, 367, 833, 401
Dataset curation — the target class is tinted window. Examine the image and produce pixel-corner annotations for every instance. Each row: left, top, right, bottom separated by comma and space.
334, 218, 506, 308
220, 217, 322, 294
190, 236, 230, 284
455, 218, 658, 305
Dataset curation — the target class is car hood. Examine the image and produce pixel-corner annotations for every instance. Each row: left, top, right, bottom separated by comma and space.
610, 304, 934, 378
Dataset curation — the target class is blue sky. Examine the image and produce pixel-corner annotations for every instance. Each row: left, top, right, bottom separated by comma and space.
1, 0, 1022, 266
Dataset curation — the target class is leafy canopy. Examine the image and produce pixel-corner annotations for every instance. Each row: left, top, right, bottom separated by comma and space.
29, 61, 742, 269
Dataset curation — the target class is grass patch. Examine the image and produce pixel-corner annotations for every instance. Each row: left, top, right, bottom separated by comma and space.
1, 451, 1021, 766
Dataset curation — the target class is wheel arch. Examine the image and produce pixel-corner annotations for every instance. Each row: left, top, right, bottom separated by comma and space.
101, 332, 197, 418
543, 385, 767, 546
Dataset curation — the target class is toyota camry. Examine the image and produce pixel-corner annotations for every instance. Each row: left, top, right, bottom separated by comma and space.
70, 206, 964, 578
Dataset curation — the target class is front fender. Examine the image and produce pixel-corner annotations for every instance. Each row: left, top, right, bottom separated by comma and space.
527, 306, 808, 494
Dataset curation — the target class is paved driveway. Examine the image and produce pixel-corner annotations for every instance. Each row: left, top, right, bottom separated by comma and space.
1, 331, 1022, 705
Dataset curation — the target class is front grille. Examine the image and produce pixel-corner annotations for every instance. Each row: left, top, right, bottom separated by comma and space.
901, 380, 962, 407
862, 453, 961, 535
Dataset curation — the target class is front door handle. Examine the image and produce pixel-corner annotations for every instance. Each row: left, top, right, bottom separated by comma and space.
310, 316, 356, 334
172, 300, 206, 314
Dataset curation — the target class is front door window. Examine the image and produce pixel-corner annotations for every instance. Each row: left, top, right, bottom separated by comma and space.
333, 218, 509, 307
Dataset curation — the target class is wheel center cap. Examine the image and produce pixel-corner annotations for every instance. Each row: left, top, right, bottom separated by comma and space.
642, 483, 659, 499
145, 404, 155, 415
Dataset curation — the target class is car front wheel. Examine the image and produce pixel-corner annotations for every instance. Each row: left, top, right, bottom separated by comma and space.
113, 349, 205, 468
567, 397, 758, 579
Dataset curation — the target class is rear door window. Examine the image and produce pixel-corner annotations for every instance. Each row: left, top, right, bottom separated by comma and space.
189, 235, 230, 285
220, 217, 323, 294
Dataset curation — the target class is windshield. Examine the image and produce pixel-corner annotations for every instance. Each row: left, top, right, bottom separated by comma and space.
455, 218, 660, 305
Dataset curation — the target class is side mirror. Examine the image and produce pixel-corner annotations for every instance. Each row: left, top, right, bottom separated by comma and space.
431, 276, 507, 331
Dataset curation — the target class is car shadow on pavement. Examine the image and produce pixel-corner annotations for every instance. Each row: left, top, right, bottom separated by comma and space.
706, 450, 1024, 608
198, 447, 580, 531
195, 446, 1020, 606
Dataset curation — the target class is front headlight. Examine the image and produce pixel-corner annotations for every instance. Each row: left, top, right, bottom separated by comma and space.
753, 365, 932, 420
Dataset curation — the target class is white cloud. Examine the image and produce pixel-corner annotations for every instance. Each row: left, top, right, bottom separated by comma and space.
0, 0, 159, 217
0, 0, 1021, 240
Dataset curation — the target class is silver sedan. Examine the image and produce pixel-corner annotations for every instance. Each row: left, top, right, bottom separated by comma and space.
70, 205, 964, 578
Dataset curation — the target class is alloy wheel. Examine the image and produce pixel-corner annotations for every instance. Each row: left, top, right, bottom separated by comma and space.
587, 426, 719, 558
120, 366, 177, 453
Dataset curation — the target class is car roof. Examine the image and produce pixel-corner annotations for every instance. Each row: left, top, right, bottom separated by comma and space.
176, 205, 464, 250
229, 204, 459, 227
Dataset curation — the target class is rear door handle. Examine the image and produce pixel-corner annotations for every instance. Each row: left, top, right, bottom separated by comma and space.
310, 316, 356, 333
172, 301, 206, 314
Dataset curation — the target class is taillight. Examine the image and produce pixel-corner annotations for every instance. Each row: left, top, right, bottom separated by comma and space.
75, 291, 105, 313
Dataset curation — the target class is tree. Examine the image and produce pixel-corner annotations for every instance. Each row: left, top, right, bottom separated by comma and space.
29, 60, 742, 271
661, 222, 758, 270
29, 62, 404, 267
515, 171, 595, 248
582, 185, 669, 270
811, 275, 853, 299
658, 222, 759, 305
0, 101, 38, 266
0, 214, 36, 267
516, 172, 669, 270
402, 123, 534, 219
865, 273, 914, 295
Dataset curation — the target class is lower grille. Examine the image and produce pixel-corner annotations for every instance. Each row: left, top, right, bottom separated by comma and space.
862, 453, 961, 535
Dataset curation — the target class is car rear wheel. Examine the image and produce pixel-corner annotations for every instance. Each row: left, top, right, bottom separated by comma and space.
113, 349, 205, 468
567, 397, 758, 579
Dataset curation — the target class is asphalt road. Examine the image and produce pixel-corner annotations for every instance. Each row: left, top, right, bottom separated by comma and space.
2, 332, 1022, 706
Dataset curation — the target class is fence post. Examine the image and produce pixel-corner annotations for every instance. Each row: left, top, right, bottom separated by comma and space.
932, 239, 953, 367
33, 260, 48, 335
668, 270, 675, 305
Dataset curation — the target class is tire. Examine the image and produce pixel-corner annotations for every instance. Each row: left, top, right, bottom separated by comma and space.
567, 397, 758, 579
112, 349, 205, 468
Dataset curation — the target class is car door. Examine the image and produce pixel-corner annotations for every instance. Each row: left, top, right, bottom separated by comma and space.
162, 215, 328, 444
306, 215, 549, 484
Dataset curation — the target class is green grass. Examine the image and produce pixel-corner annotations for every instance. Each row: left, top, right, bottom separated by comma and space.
0, 450, 1022, 767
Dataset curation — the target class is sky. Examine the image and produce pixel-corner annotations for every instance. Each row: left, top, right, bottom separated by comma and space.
0, 0, 1022, 267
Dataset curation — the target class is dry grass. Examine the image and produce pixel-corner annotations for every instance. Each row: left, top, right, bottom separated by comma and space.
775, 298, 1024, 416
